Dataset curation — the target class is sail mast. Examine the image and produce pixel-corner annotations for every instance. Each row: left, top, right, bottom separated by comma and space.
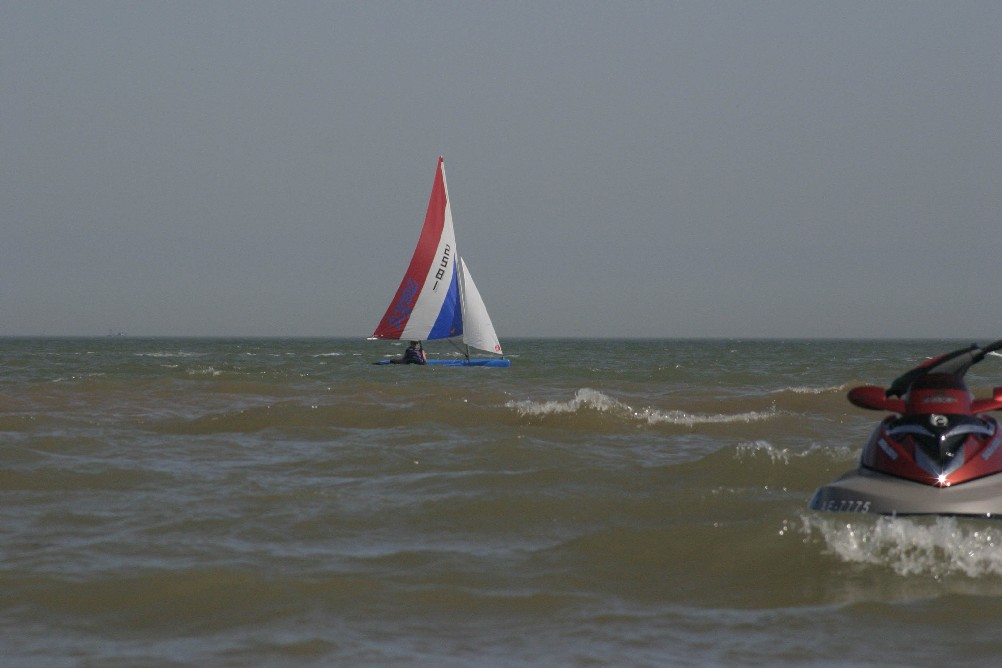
454, 240, 471, 359
444, 163, 470, 360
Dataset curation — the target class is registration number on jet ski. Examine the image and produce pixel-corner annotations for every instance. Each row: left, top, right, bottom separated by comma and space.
821, 499, 871, 513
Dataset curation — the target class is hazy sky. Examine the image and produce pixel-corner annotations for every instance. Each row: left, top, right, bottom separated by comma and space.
3, 1, 1000, 338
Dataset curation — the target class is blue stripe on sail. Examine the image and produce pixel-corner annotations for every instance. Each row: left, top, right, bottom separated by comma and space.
427, 263, 463, 340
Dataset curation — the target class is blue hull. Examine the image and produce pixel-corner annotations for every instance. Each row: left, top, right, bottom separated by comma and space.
426, 358, 511, 367
375, 358, 510, 367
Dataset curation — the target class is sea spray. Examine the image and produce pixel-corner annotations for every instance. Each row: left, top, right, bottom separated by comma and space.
800, 514, 1002, 578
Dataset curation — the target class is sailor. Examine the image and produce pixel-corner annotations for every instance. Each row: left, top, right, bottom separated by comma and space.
399, 341, 427, 365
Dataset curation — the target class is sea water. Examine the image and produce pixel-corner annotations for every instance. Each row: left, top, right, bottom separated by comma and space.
3, 337, 1002, 666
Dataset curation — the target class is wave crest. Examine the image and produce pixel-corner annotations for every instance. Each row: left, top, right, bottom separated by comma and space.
778, 384, 847, 395
505, 388, 779, 426
505, 388, 625, 416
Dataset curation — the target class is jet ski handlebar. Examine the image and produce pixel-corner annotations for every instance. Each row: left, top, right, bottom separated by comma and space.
848, 339, 1002, 414
886, 339, 1002, 398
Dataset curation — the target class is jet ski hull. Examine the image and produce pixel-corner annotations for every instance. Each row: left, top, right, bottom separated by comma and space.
809, 467, 1002, 517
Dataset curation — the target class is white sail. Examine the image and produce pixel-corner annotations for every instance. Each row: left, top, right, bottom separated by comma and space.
458, 257, 503, 356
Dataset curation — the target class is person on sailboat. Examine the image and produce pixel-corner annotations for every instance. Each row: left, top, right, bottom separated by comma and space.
394, 341, 427, 365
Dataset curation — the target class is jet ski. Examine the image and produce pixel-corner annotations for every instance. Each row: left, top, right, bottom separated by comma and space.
809, 339, 1002, 517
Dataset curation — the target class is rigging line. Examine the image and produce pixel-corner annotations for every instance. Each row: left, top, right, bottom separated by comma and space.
447, 337, 470, 359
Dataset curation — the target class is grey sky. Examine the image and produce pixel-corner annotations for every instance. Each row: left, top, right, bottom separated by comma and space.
2, 1, 1000, 338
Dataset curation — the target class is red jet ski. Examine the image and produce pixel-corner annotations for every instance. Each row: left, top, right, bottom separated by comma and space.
810, 340, 1002, 517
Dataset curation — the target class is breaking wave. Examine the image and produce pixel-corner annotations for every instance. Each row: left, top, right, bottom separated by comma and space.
134, 351, 203, 358
505, 388, 779, 426
777, 384, 847, 395
187, 366, 222, 377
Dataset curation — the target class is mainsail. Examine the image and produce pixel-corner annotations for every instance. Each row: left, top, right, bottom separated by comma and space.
371, 157, 506, 362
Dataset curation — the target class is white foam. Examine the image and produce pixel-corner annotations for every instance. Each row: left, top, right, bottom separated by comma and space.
505, 388, 625, 416
505, 388, 780, 426
639, 406, 777, 427
799, 514, 1002, 578
735, 440, 856, 465
135, 351, 201, 359
736, 440, 792, 464
778, 385, 846, 395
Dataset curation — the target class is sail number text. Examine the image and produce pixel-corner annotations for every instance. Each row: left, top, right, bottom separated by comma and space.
432, 244, 451, 291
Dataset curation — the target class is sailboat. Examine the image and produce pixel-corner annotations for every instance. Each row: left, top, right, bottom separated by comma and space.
370, 157, 511, 367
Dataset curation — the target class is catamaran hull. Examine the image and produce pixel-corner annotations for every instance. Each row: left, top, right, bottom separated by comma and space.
809, 467, 1002, 517
374, 358, 510, 367
427, 359, 510, 367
